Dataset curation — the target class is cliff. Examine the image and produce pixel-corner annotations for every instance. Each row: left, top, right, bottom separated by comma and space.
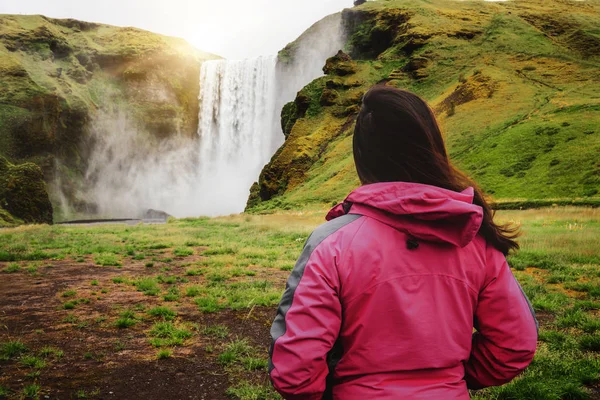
0, 14, 219, 220
248, 0, 600, 212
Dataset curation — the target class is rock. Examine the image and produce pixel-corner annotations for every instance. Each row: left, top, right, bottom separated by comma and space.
402, 56, 431, 80
333, 104, 361, 118
342, 90, 365, 106
320, 89, 339, 106
143, 209, 172, 221
281, 101, 298, 139
295, 92, 311, 116
246, 182, 261, 210
402, 56, 431, 72
323, 50, 357, 76
325, 78, 363, 89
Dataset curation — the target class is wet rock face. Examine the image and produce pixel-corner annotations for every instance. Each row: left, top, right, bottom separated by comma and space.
0, 156, 53, 225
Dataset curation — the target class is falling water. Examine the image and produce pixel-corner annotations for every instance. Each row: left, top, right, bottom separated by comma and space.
195, 56, 278, 215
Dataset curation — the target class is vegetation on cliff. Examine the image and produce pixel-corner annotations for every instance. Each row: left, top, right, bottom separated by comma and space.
248, 0, 600, 212
0, 15, 218, 219
0, 155, 52, 226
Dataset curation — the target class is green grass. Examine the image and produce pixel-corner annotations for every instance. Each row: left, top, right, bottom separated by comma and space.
194, 280, 281, 313
115, 309, 138, 329
218, 339, 254, 366
63, 301, 77, 310
38, 346, 63, 359
147, 306, 177, 321
94, 253, 121, 267
63, 313, 78, 324
157, 349, 172, 359
185, 285, 202, 296
173, 247, 193, 257
241, 357, 268, 371
148, 322, 193, 347
133, 277, 160, 296
112, 276, 127, 284
0, 340, 28, 360
0, 385, 10, 397
185, 268, 203, 276
22, 384, 40, 399
4, 263, 21, 273
20, 355, 47, 369
203, 325, 229, 339
163, 286, 181, 302
226, 382, 280, 400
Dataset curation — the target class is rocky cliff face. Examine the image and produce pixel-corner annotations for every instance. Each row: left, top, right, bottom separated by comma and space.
248, 0, 600, 212
0, 15, 218, 221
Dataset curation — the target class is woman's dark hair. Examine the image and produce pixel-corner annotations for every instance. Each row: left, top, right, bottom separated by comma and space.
353, 85, 519, 255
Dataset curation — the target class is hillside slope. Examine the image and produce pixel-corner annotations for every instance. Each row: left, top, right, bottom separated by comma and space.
248, 0, 600, 212
0, 14, 218, 218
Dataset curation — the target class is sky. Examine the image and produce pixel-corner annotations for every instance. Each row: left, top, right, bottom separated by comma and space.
0, 0, 353, 59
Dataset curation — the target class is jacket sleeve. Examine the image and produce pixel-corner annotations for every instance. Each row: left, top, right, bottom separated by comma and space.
269, 238, 342, 400
465, 244, 538, 389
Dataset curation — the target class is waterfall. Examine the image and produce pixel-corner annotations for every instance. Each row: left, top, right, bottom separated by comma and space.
66, 15, 344, 220
195, 56, 279, 215
79, 57, 278, 218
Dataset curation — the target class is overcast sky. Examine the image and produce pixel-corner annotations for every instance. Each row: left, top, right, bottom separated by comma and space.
0, 0, 353, 59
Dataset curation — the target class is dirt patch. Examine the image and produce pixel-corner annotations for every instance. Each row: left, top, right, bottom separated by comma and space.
0, 261, 278, 399
96, 348, 231, 400
535, 310, 555, 328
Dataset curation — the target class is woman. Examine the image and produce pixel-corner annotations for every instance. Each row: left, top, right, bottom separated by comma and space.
268, 86, 538, 399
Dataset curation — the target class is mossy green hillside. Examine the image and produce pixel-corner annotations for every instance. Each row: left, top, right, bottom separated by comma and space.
0, 14, 219, 215
248, 0, 600, 212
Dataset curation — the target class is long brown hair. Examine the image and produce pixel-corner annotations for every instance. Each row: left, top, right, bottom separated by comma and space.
353, 85, 519, 255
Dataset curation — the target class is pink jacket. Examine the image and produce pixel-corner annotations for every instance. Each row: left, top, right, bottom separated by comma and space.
269, 182, 538, 399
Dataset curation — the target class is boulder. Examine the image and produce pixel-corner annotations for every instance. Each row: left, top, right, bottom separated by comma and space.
143, 209, 172, 221
320, 89, 339, 106
402, 56, 431, 79
323, 50, 357, 76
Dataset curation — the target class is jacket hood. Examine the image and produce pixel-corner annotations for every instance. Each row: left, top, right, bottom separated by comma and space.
326, 182, 483, 247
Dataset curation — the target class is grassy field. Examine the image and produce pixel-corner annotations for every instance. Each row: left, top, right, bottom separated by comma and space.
0, 207, 599, 399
